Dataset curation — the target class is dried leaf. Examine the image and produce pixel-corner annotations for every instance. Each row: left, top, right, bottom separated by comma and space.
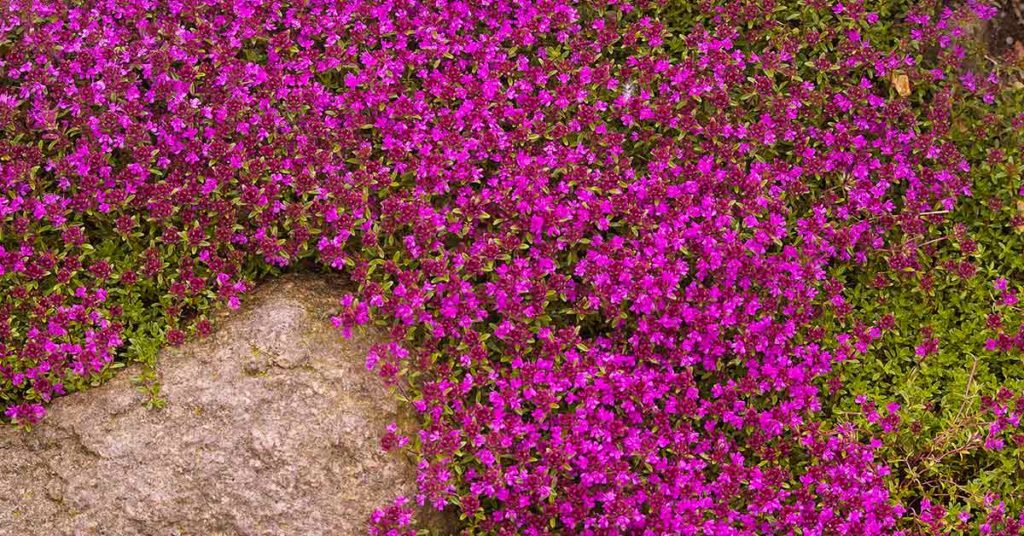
892, 72, 911, 98
1016, 200, 1024, 233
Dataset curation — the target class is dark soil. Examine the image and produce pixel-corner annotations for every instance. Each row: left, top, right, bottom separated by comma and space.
987, 0, 1024, 60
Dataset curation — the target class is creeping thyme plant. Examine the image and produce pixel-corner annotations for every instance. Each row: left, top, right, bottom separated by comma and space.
2, 0, 1024, 533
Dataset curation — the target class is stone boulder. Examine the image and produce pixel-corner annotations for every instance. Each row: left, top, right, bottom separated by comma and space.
0, 275, 439, 536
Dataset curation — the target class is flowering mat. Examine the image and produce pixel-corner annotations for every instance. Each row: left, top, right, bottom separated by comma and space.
3, 0, 1024, 534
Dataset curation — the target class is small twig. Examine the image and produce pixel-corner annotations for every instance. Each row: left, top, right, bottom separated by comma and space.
951, 354, 980, 426
930, 433, 983, 465
913, 356, 980, 465
918, 235, 949, 248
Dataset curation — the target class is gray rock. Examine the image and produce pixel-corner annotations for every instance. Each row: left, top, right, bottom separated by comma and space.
0, 275, 444, 536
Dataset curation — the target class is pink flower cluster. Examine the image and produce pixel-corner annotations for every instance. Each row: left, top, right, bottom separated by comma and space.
0, 0, 1019, 533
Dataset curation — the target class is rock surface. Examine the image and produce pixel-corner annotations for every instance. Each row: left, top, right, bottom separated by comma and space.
0, 275, 431, 536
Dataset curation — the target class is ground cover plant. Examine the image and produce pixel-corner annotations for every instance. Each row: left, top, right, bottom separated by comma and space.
2, 0, 1024, 533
